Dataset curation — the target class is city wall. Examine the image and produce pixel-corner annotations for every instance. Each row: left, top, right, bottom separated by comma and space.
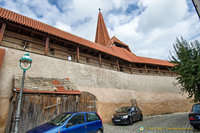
0, 46, 193, 132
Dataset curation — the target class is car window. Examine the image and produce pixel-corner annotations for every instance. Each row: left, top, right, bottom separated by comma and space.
47, 113, 72, 126
130, 107, 135, 112
67, 113, 85, 126
116, 107, 131, 113
192, 104, 200, 112
135, 107, 139, 112
86, 113, 100, 122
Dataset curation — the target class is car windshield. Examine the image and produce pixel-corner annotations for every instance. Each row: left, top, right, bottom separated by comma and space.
116, 107, 131, 113
47, 113, 72, 126
192, 104, 200, 113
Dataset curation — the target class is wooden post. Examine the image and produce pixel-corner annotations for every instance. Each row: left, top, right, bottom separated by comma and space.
129, 64, 132, 74
145, 65, 148, 73
77, 46, 79, 62
157, 66, 161, 75
116, 59, 120, 71
167, 66, 173, 76
99, 54, 102, 66
0, 22, 6, 45
44, 36, 49, 55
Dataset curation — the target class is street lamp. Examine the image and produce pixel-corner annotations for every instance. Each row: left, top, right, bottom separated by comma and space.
14, 53, 32, 133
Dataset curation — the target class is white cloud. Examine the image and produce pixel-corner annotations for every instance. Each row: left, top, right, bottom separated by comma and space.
55, 21, 71, 32
0, 0, 200, 60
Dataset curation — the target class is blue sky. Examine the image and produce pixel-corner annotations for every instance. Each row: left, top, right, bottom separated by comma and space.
0, 0, 200, 60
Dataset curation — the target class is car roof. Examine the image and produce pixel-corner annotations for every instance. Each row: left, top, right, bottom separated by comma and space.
193, 103, 200, 106
63, 111, 97, 115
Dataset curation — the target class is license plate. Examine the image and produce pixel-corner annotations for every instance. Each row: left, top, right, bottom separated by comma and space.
115, 119, 121, 122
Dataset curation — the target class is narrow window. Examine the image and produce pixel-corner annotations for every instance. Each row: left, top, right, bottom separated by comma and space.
120, 66, 123, 72
49, 48, 55, 55
86, 57, 90, 63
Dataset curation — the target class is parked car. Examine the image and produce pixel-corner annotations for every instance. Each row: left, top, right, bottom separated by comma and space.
189, 103, 200, 129
27, 112, 103, 133
112, 106, 143, 125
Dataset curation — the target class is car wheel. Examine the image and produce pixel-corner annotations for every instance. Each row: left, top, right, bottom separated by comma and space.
129, 117, 133, 125
96, 129, 103, 133
140, 114, 143, 121
193, 126, 199, 129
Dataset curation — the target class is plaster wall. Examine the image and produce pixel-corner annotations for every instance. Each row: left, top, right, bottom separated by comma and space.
0, 46, 193, 131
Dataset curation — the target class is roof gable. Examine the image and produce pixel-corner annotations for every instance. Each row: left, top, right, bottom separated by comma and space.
110, 36, 131, 52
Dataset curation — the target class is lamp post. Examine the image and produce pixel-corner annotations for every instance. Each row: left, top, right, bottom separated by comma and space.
13, 53, 32, 133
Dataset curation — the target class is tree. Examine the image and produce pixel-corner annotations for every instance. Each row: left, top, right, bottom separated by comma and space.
170, 37, 200, 102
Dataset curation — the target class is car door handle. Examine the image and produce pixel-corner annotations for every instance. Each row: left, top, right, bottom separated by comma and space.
84, 125, 87, 128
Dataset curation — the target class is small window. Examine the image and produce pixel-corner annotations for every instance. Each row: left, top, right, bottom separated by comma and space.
120, 66, 123, 72
163, 72, 166, 75
67, 114, 85, 126
86, 57, 90, 63
86, 113, 100, 122
68, 55, 72, 61
49, 48, 55, 55
22, 41, 29, 50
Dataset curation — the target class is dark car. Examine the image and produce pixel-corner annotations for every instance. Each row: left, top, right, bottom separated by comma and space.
112, 106, 143, 125
189, 103, 200, 129
27, 112, 103, 133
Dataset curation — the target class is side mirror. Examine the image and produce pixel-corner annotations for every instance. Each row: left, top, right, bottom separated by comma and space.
66, 123, 73, 128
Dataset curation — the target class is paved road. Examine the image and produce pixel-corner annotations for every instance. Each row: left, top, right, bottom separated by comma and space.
104, 113, 200, 133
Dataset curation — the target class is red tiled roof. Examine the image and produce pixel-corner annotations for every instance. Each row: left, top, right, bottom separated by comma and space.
110, 36, 132, 52
15, 88, 81, 95
95, 11, 110, 46
0, 7, 173, 67
110, 36, 128, 47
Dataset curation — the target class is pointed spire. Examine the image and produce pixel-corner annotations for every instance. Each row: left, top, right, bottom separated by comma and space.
95, 9, 110, 46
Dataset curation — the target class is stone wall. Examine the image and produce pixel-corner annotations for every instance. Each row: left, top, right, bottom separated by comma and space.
78, 87, 193, 123
0, 46, 194, 131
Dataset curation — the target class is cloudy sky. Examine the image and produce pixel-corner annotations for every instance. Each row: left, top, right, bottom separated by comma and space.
0, 0, 200, 60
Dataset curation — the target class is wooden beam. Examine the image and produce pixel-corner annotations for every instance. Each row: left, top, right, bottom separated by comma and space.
99, 54, 102, 67
116, 59, 120, 71
0, 22, 6, 45
44, 36, 49, 55
77, 46, 79, 62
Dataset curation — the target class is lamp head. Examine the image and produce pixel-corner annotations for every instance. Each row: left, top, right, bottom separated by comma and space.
20, 53, 32, 70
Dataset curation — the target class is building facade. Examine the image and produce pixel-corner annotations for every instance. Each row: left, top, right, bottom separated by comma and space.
0, 7, 193, 132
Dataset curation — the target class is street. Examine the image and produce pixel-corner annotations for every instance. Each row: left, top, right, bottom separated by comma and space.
104, 113, 200, 133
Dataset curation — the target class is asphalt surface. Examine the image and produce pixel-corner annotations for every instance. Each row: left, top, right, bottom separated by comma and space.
104, 113, 200, 133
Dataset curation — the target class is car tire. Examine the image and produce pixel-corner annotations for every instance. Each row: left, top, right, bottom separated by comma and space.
129, 117, 133, 125
140, 114, 143, 121
193, 126, 199, 129
96, 129, 103, 133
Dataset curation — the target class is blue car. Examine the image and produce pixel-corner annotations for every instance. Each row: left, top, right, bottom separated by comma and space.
27, 112, 103, 133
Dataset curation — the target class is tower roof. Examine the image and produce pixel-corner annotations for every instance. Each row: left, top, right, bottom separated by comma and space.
95, 10, 110, 46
